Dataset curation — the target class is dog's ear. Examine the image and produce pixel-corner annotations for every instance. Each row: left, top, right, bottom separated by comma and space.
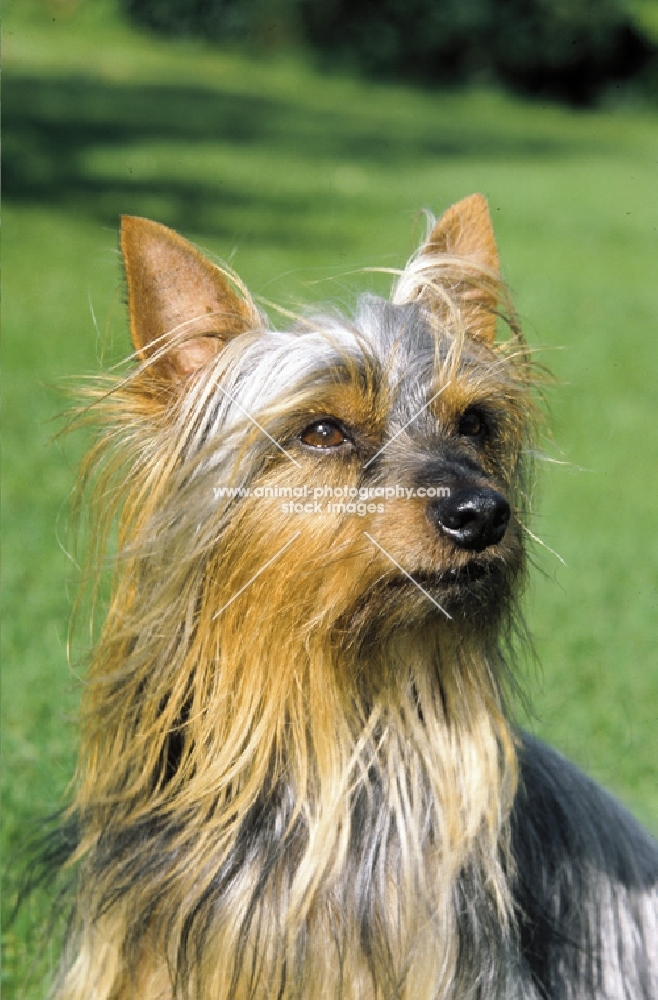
121, 217, 257, 380
396, 194, 501, 346
423, 193, 499, 276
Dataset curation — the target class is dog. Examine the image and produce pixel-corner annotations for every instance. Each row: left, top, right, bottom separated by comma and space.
52, 194, 657, 999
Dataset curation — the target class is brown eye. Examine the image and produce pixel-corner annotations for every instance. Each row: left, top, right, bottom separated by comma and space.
300, 420, 347, 449
458, 408, 486, 438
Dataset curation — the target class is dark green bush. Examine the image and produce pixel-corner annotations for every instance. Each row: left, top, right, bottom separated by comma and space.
300, 0, 654, 102
121, 0, 656, 103
121, 0, 253, 39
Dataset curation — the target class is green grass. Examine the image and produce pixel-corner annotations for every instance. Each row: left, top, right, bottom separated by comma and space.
4, 2, 658, 995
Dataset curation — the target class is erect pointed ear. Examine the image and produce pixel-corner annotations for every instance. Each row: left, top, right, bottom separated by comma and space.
423, 193, 499, 273
121, 216, 258, 380
395, 194, 501, 346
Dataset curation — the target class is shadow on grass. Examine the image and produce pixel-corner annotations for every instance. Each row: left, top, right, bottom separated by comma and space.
5, 72, 594, 241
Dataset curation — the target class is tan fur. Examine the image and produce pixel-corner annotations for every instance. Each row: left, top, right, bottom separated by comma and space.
55, 196, 537, 1000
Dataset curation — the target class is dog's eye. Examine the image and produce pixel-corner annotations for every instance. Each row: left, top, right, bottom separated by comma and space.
458, 408, 487, 438
300, 420, 347, 449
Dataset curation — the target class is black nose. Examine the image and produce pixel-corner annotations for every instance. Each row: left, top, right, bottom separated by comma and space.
429, 487, 510, 552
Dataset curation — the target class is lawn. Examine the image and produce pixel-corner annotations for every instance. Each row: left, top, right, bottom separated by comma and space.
3, 1, 658, 995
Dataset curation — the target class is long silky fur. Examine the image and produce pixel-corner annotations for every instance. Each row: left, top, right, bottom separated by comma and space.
55, 241, 542, 1000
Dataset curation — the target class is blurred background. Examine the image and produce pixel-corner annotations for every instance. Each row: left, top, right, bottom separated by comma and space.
3, 0, 658, 994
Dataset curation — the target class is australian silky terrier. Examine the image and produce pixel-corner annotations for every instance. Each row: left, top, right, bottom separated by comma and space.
53, 195, 657, 999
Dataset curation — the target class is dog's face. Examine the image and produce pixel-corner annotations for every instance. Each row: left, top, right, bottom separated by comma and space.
119, 196, 534, 639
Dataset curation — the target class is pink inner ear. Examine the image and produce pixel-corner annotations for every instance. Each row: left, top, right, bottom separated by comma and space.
121, 216, 255, 380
